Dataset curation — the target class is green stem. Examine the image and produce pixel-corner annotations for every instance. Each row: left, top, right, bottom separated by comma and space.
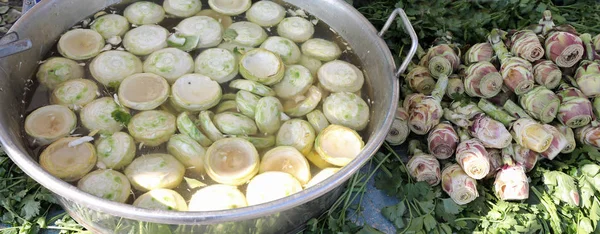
457, 128, 471, 142
383, 142, 412, 183
407, 140, 421, 156
488, 29, 511, 62
431, 74, 449, 102
503, 99, 531, 119
580, 33, 594, 61
477, 99, 516, 126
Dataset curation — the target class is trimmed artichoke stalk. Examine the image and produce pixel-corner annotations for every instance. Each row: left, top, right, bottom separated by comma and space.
446, 75, 465, 99
443, 101, 483, 128
576, 125, 600, 148
485, 149, 503, 179
455, 129, 491, 180
502, 99, 532, 119
441, 164, 479, 205
464, 43, 493, 65
557, 84, 588, 99
512, 118, 553, 153
489, 29, 535, 95
533, 60, 562, 89
512, 144, 538, 172
477, 99, 516, 127
556, 95, 594, 128
408, 74, 448, 135
469, 113, 512, 149
540, 124, 568, 160
405, 65, 436, 95
545, 30, 584, 68
407, 140, 441, 186
595, 98, 600, 120
419, 44, 460, 79
594, 34, 600, 56
574, 33, 600, 97
427, 122, 459, 160
386, 107, 410, 146
519, 86, 560, 123
464, 61, 503, 98
510, 30, 544, 62
493, 152, 529, 201
554, 124, 576, 153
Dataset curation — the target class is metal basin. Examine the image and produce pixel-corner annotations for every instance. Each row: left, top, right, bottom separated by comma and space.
0, 0, 416, 233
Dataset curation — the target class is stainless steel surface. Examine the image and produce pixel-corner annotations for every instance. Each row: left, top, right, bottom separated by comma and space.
378, 8, 419, 77
0, 0, 416, 233
0, 36, 32, 58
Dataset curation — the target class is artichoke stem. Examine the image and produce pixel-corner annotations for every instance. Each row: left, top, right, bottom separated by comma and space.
501, 146, 516, 166
581, 33, 595, 61
489, 29, 511, 63
408, 139, 422, 156
503, 99, 532, 119
431, 74, 449, 102
457, 128, 471, 142
477, 99, 516, 126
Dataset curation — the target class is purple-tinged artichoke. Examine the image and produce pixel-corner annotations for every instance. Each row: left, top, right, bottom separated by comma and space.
489, 29, 535, 95
511, 30, 544, 62
443, 101, 483, 128
469, 113, 512, 149
519, 86, 560, 123
540, 124, 568, 160
464, 61, 503, 98
512, 118, 553, 153
576, 125, 600, 148
545, 31, 584, 68
408, 75, 448, 135
407, 140, 441, 186
556, 95, 594, 128
543, 171, 580, 207
419, 44, 461, 79
403, 93, 425, 112
464, 43, 494, 65
593, 34, 600, 56
494, 152, 529, 201
456, 129, 490, 180
512, 144, 539, 172
446, 75, 465, 99
554, 124, 576, 154
441, 164, 479, 205
477, 99, 516, 127
486, 149, 503, 179
427, 122, 459, 160
557, 84, 588, 99
574, 33, 600, 97
405, 65, 436, 95
386, 107, 410, 146
533, 60, 562, 89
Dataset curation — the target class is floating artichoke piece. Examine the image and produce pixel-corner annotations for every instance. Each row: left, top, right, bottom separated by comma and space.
36, 57, 84, 89
208, 0, 251, 15
198, 111, 225, 142
307, 110, 330, 134
167, 134, 206, 174
539, 124, 567, 160
427, 122, 459, 160
167, 33, 201, 52
230, 79, 275, 97
95, 132, 135, 170
512, 118, 553, 153
176, 16, 223, 48
255, 96, 282, 135
576, 125, 600, 148
557, 95, 594, 128
533, 60, 562, 89
133, 189, 188, 211
260, 146, 312, 185
80, 97, 129, 134
456, 136, 490, 180
315, 124, 364, 167
246, 1, 285, 27
213, 112, 258, 135
305, 167, 340, 188
300, 55, 323, 78
441, 164, 479, 205
240, 135, 275, 150
117, 73, 170, 111
239, 48, 285, 85
405, 65, 435, 95
407, 140, 441, 186
77, 169, 130, 203
443, 101, 483, 128
125, 154, 184, 192
273, 65, 313, 99
276, 119, 316, 155
123, 1, 165, 25
305, 149, 333, 169
322, 92, 369, 131
163, 0, 202, 18
446, 76, 465, 99
196, 9, 233, 28
317, 60, 364, 93
519, 86, 560, 124
464, 43, 493, 65
469, 113, 512, 149
301, 38, 342, 62
419, 44, 460, 78
58, 29, 105, 60
554, 124, 576, 153
407, 74, 448, 135
90, 51, 143, 87
545, 31, 584, 68
171, 74, 222, 111
188, 185, 247, 211
277, 17, 315, 43
50, 79, 98, 110
225, 21, 267, 47
485, 149, 503, 179
143, 48, 195, 83
194, 48, 238, 84
39, 137, 97, 182
494, 160, 529, 201
236, 90, 260, 118
123, 25, 168, 56
246, 171, 303, 206
512, 144, 539, 172
260, 36, 301, 65
464, 61, 503, 98
215, 100, 239, 113
90, 14, 130, 39
283, 85, 323, 117
510, 30, 544, 62
176, 112, 211, 147
25, 105, 77, 145
128, 110, 176, 146
204, 138, 259, 185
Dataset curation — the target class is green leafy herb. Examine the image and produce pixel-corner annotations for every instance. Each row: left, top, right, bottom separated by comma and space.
111, 109, 132, 126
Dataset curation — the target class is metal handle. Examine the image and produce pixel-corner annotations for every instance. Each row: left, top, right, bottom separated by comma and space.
378, 8, 418, 77
23, 0, 42, 14
0, 32, 32, 58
